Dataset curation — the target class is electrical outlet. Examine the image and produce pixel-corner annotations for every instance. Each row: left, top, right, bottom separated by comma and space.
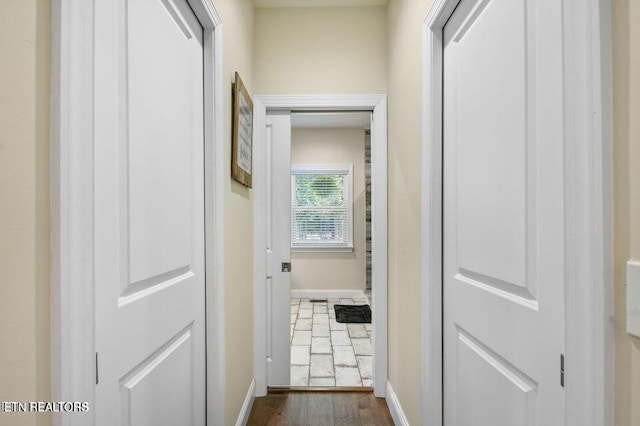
627, 261, 640, 338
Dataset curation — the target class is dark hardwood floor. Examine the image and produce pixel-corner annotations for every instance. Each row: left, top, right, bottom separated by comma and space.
247, 390, 395, 425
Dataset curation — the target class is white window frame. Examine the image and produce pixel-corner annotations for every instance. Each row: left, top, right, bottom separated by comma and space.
290, 163, 354, 252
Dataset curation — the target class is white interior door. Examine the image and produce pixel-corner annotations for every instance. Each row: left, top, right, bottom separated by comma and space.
93, 0, 206, 424
443, 0, 565, 424
265, 112, 292, 386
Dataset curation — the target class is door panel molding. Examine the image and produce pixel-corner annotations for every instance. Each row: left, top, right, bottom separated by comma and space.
421, 0, 613, 425
50, 1, 224, 425
253, 94, 388, 398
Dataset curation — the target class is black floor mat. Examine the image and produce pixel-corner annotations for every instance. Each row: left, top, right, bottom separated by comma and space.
334, 304, 372, 324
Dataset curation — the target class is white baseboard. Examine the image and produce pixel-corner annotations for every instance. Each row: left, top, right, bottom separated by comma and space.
235, 379, 255, 426
386, 381, 410, 426
290, 289, 367, 300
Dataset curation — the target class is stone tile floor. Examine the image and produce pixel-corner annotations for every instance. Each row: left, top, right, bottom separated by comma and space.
290, 297, 372, 387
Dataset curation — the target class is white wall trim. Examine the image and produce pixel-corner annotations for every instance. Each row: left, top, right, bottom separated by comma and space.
255, 94, 387, 111
420, 1, 614, 425
190, 2, 226, 425
50, 1, 96, 424
50, 1, 225, 425
234, 379, 256, 426
290, 289, 367, 300
253, 94, 387, 398
420, 2, 455, 424
252, 96, 268, 395
385, 381, 409, 426
369, 96, 388, 397
561, 1, 614, 424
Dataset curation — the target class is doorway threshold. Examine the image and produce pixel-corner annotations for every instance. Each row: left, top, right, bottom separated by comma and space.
268, 386, 374, 393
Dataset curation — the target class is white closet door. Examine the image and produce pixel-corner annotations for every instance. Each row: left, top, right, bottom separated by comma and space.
94, 0, 206, 424
443, 0, 565, 424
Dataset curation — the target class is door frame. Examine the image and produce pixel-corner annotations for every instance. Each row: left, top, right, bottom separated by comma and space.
50, 1, 225, 424
421, 0, 614, 425
252, 94, 388, 397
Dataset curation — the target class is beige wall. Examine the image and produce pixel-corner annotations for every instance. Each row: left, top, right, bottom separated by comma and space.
213, 0, 256, 424
291, 127, 366, 292
613, 1, 640, 425
254, 6, 387, 94
386, 0, 432, 424
0, 1, 51, 425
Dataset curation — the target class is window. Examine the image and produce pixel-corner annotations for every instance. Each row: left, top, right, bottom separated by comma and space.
291, 164, 353, 251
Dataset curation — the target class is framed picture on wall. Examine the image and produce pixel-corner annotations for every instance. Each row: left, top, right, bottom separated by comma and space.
231, 72, 253, 188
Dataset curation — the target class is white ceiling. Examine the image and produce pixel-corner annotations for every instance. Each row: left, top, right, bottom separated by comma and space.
291, 112, 371, 129
254, 0, 387, 8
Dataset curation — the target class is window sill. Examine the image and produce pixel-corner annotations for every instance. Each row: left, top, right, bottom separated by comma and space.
291, 246, 354, 253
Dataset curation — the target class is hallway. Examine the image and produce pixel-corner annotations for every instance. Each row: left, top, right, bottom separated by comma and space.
0, 0, 625, 425
247, 391, 394, 425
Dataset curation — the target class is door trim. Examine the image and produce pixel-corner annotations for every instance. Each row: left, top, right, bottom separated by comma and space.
420, 1, 614, 425
50, 1, 225, 424
253, 94, 388, 397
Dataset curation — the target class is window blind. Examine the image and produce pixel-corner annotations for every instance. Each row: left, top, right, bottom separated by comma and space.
291, 166, 353, 249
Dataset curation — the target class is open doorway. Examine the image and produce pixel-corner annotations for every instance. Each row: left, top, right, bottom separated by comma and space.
252, 94, 388, 398
289, 112, 373, 387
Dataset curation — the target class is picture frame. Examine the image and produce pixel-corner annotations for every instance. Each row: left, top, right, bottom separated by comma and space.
231, 72, 253, 188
